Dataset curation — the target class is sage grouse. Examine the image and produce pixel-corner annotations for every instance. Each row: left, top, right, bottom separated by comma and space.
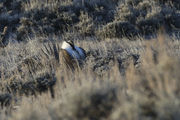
59, 40, 86, 70
0, 26, 8, 47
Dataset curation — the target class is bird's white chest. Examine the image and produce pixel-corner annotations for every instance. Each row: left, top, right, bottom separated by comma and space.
61, 41, 86, 60
61, 41, 80, 59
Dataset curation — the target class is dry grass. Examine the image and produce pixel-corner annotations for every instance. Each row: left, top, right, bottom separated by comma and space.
0, 0, 180, 120
0, 32, 179, 119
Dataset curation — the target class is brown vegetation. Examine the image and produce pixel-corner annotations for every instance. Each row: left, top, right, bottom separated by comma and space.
0, 0, 180, 120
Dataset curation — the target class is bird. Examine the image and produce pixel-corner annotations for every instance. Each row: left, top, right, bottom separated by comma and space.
59, 40, 86, 70
0, 26, 8, 47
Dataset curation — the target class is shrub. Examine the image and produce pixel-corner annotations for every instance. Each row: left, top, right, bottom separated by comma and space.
74, 11, 95, 36
97, 21, 138, 38
114, 0, 180, 36
49, 84, 118, 120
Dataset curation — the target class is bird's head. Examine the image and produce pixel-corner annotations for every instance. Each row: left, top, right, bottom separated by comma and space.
66, 40, 75, 50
